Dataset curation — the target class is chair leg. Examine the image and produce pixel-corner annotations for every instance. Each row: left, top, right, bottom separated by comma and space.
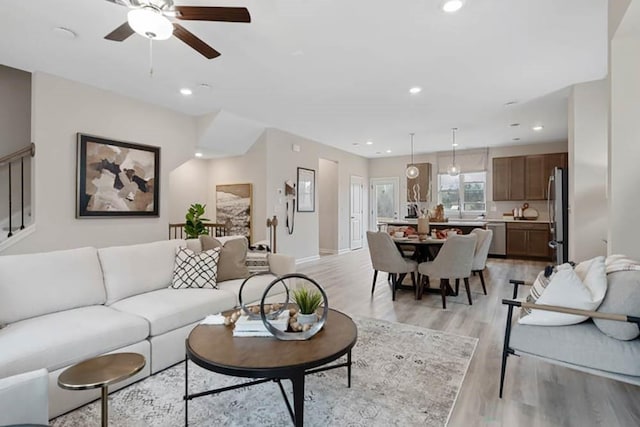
391, 274, 397, 301
464, 277, 472, 305
440, 278, 448, 309
478, 270, 487, 295
411, 272, 418, 299
455, 278, 460, 296
387, 272, 391, 283
371, 270, 378, 295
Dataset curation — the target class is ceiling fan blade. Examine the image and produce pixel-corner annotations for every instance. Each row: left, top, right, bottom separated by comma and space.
173, 24, 221, 59
104, 22, 135, 41
174, 6, 251, 23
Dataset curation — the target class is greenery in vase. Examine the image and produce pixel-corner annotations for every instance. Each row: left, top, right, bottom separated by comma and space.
184, 203, 210, 239
292, 287, 323, 315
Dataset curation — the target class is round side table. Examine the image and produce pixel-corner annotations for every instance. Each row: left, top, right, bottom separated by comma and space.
58, 352, 145, 427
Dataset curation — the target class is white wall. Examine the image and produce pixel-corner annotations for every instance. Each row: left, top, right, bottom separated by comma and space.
206, 133, 268, 243
264, 128, 369, 261
568, 79, 608, 261
0, 65, 32, 228
3, 73, 196, 255
168, 159, 210, 223
609, 1, 640, 259
318, 158, 339, 254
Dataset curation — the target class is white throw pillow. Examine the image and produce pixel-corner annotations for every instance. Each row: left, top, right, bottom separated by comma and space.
519, 263, 599, 326
574, 256, 607, 305
171, 247, 221, 289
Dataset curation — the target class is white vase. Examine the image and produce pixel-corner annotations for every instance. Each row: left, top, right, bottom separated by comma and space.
297, 313, 317, 326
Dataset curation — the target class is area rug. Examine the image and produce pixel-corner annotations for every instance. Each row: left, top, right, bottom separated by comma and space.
51, 317, 477, 427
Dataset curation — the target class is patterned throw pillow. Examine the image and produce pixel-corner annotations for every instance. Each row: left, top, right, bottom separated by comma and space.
246, 250, 270, 274
171, 247, 221, 289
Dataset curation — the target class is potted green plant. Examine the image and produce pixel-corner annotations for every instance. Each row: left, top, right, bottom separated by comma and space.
292, 287, 323, 325
184, 203, 210, 239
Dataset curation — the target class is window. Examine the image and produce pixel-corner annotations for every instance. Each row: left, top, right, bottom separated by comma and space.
438, 172, 486, 213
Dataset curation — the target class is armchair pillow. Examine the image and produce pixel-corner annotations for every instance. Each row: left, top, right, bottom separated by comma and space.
171, 246, 220, 289
200, 235, 250, 281
593, 270, 640, 340
519, 257, 607, 326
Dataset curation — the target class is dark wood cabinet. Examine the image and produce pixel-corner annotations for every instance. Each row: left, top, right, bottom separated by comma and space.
406, 162, 432, 202
492, 156, 525, 201
493, 152, 567, 201
507, 222, 551, 259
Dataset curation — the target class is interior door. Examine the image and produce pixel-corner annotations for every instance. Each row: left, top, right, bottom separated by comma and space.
350, 176, 364, 250
371, 177, 399, 226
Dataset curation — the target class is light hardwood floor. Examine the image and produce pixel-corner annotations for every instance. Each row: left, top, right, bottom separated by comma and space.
297, 249, 640, 427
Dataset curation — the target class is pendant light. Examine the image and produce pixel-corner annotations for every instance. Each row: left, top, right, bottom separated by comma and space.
447, 127, 460, 177
406, 133, 420, 179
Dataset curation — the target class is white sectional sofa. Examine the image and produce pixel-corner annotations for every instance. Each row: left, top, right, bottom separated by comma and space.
0, 238, 295, 419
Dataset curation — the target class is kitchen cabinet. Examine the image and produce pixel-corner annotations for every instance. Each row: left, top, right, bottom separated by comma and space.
493, 153, 567, 201
406, 162, 432, 202
507, 222, 551, 259
492, 156, 525, 201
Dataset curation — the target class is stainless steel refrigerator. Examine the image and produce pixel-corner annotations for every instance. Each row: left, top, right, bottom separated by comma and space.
547, 167, 568, 264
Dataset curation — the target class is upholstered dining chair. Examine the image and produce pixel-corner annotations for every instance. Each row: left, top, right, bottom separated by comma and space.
470, 228, 493, 295
366, 231, 418, 301
417, 234, 477, 309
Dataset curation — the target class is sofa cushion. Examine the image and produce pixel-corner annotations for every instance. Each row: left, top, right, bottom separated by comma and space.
511, 320, 640, 376
594, 270, 640, 340
171, 247, 220, 289
0, 305, 148, 378
99, 239, 186, 305
220, 273, 285, 307
109, 288, 237, 336
200, 235, 250, 282
0, 247, 105, 325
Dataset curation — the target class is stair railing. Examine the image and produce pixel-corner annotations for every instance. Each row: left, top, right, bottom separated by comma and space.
0, 143, 35, 238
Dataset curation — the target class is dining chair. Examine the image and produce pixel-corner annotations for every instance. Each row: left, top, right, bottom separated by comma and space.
366, 231, 418, 301
417, 234, 477, 309
471, 228, 493, 295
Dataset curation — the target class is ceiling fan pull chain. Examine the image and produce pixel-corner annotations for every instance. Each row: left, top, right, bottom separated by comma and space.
149, 38, 154, 77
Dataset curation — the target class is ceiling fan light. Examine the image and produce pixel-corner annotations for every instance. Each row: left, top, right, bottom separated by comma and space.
128, 8, 173, 40
406, 165, 420, 179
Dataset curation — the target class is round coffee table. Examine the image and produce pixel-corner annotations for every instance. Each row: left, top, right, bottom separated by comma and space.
58, 352, 146, 427
185, 308, 357, 427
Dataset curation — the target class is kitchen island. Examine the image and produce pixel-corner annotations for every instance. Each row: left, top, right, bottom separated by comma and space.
378, 219, 488, 235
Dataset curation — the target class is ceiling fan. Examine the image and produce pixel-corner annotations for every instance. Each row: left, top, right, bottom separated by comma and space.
104, 0, 251, 59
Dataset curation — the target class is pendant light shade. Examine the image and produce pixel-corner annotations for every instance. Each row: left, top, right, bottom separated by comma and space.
406, 133, 420, 179
447, 128, 460, 177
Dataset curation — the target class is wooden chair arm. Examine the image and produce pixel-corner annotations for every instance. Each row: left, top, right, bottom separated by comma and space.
502, 299, 640, 325
509, 279, 532, 299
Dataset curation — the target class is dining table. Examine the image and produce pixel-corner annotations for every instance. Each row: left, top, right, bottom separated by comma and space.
392, 236, 446, 263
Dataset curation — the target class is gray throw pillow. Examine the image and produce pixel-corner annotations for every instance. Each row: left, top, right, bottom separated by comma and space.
200, 235, 250, 282
593, 270, 640, 340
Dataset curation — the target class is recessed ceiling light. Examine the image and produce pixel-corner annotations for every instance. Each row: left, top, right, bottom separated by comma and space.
180, 88, 193, 96
409, 87, 422, 95
510, 123, 520, 127
532, 125, 544, 131
386, 149, 392, 153
366, 141, 373, 145
442, 0, 464, 13
504, 100, 518, 106
512, 137, 521, 141
195, 152, 203, 158
52, 27, 77, 40
452, 143, 459, 147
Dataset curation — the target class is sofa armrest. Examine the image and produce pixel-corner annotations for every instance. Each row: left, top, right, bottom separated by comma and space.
501, 299, 640, 325
0, 368, 49, 426
269, 253, 296, 276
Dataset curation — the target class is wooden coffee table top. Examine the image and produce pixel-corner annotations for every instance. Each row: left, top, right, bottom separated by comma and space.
58, 353, 146, 390
186, 309, 357, 377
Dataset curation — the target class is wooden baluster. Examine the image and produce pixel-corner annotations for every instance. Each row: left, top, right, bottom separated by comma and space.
20, 157, 25, 230
7, 162, 12, 237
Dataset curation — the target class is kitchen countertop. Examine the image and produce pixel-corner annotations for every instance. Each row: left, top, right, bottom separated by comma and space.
486, 218, 550, 224
380, 219, 489, 227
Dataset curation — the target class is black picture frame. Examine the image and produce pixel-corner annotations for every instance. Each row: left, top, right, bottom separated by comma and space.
76, 133, 160, 218
297, 167, 315, 212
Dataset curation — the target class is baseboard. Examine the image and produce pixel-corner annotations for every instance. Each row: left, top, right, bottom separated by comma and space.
296, 254, 321, 265
338, 248, 352, 255
319, 248, 337, 255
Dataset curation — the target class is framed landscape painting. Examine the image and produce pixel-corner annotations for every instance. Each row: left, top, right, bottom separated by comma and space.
216, 183, 252, 241
76, 133, 160, 217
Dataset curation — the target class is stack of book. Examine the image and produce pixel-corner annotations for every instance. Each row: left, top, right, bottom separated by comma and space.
233, 312, 289, 337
